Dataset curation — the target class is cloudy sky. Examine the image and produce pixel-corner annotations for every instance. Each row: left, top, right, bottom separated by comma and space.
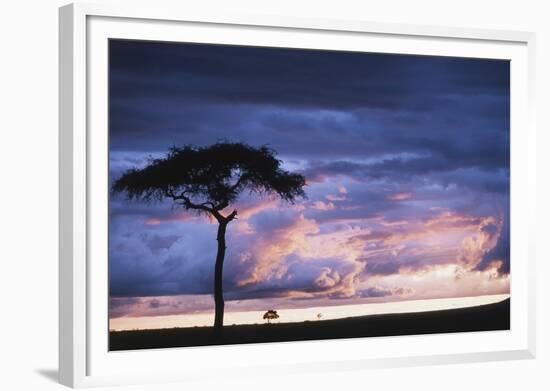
108, 39, 510, 323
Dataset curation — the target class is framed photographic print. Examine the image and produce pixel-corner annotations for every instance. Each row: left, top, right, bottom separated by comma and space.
59, 3, 537, 388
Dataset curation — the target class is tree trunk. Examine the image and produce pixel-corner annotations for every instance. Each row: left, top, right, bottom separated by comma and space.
213, 221, 228, 331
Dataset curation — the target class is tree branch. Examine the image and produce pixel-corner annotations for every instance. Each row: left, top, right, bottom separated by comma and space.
214, 200, 229, 212
164, 189, 238, 224
165, 189, 212, 213
211, 208, 237, 224
226, 209, 238, 222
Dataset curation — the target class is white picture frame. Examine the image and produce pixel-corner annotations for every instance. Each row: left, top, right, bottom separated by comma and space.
59, 2, 537, 388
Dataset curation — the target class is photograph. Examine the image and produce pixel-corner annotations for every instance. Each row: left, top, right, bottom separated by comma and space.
107, 39, 510, 351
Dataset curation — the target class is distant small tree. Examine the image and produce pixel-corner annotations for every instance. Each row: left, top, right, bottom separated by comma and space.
317, 313, 323, 321
263, 310, 280, 324
112, 142, 306, 333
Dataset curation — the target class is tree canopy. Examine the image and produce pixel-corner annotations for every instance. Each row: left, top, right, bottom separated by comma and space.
112, 142, 307, 219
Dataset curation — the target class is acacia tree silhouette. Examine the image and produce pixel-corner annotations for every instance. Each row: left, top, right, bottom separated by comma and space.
112, 142, 306, 332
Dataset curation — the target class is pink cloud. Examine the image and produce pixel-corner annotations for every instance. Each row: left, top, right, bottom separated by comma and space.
363, 263, 509, 301
387, 192, 413, 201
235, 213, 320, 287
457, 215, 503, 269
312, 201, 335, 210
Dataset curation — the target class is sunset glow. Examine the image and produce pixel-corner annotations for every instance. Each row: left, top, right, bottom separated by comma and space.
110, 294, 509, 331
